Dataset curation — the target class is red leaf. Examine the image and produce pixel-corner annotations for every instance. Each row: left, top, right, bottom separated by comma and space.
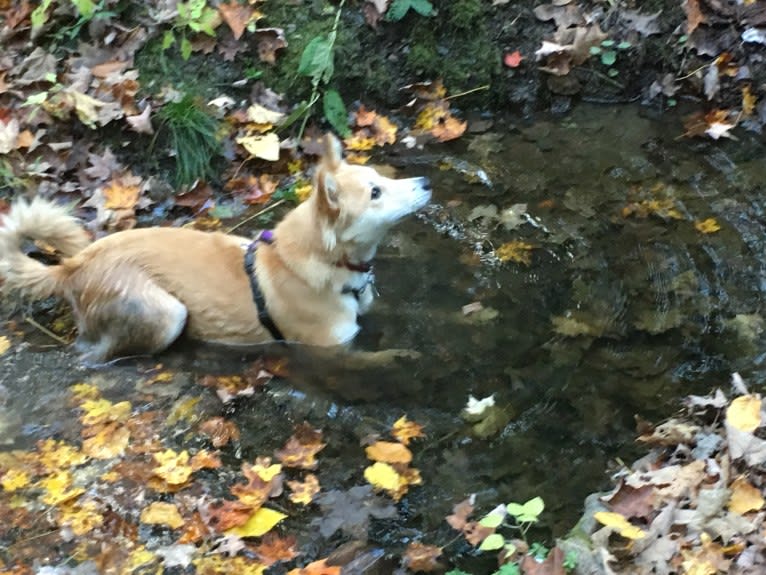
504, 50, 524, 68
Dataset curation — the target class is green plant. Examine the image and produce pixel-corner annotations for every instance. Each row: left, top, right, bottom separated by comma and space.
284, 0, 349, 139
156, 95, 221, 187
162, 0, 219, 61
589, 39, 632, 77
31, 0, 116, 41
387, 0, 435, 21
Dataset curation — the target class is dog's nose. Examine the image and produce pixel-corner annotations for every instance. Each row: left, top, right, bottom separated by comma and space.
419, 177, 432, 192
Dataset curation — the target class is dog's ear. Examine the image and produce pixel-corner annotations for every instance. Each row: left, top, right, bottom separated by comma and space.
321, 133, 343, 170
316, 168, 340, 218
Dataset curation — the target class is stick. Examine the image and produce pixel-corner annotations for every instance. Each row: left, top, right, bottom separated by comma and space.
24, 316, 69, 345
227, 199, 286, 234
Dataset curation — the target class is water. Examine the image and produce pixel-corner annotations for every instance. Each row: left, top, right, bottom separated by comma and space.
2, 104, 766, 565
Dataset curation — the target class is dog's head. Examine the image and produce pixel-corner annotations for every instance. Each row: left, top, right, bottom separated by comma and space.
313, 134, 431, 248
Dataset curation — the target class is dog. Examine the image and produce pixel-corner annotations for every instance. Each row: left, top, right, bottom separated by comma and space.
0, 134, 432, 363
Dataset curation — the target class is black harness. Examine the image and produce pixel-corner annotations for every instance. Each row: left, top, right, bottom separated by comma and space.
243, 230, 375, 342
243, 230, 285, 341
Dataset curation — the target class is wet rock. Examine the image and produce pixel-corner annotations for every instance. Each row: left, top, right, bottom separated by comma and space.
327, 541, 396, 574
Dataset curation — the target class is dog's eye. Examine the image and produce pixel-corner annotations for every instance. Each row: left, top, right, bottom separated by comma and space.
370, 186, 382, 200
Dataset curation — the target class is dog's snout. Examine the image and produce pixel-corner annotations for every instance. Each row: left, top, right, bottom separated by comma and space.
418, 177, 432, 192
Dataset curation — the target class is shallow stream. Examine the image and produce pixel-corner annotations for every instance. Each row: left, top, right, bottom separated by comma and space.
2, 104, 766, 566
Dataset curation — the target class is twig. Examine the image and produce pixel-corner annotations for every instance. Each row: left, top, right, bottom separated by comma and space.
227, 199, 286, 234
445, 85, 490, 101
676, 63, 708, 81
24, 316, 68, 345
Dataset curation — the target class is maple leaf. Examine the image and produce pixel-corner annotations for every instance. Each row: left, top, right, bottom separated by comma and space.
204, 499, 254, 532
38, 470, 85, 505
365, 441, 413, 464
59, 499, 104, 535
312, 485, 397, 538
199, 417, 241, 447
82, 421, 130, 459
37, 438, 88, 471
287, 473, 320, 505
232, 458, 284, 507
403, 542, 443, 572
1, 468, 30, 492
392, 415, 425, 445
254, 532, 299, 566
140, 501, 185, 530
275, 423, 326, 470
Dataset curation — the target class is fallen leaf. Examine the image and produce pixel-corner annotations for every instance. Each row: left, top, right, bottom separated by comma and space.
365, 441, 413, 464
684, 0, 706, 35
287, 559, 340, 575
254, 533, 299, 566
594, 511, 646, 539
225, 507, 287, 538
287, 473, 320, 505
140, 501, 185, 529
0, 336, 10, 356
237, 132, 280, 161
391, 415, 425, 445
403, 542, 442, 572
726, 395, 762, 432
199, 417, 241, 447
728, 476, 764, 514
218, 1, 255, 40
496, 241, 535, 265
695, 218, 721, 234
275, 423, 326, 470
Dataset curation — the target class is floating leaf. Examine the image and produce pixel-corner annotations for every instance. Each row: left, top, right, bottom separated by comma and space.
226, 507, 288, 538
479, 533, 505, 551
695, 218, 721, 234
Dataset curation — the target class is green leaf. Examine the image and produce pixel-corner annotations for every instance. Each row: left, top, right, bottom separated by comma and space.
600, 39, 615, 47
162, 30, 176, 50
387, 0, 412, 21
479, 511, 504, 528
410, 0, 435, 16
600, 50, 617, 66
31, 0, 54, 32
22, 92, 49, 107
589, 46, 601, 55
607, 68, 619, 77
322, 89, 350, 137
617, 41, 632, 50
479, 533, 505, 551
493, 564, 521, 575
446, 571, 472, 575
298, 36, 334, 84
506, 496, 544, 522
180, 36, 193, 60
70, 0, 96, 18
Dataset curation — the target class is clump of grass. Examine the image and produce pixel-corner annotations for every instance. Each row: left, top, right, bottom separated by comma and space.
157, 95, 221, 188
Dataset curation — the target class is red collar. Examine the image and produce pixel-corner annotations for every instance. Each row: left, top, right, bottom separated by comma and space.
336, 255, 373, 273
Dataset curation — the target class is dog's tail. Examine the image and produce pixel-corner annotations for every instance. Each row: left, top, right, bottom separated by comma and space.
0, 198, 91, 299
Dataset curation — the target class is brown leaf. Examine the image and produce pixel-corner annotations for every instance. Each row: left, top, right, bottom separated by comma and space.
684, 0, 706, 34
365, 441, 413, 464
254, 532, 299, 566
603, 483, 655, 520
204, 499, 253, 532
199, 417, 241, 447
275, 423, 326, 470
403, 542, 443, 572
218, 1, 254, 40
446, 497, 474, 530
255, 28, 287, 64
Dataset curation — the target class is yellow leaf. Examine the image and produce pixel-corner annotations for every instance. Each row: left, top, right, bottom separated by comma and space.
82, 423, 130, 459
364, 461, 401, 492
295, 182, 313, 202
39, 470, 85, 506
70, 382, 101, 403
694, 218, 721, 234
195, 555, 266, 575
80, 398, 132, 426
59, 499, 103, 535
726, 395, 762, 432
1, 469, 29, 492
496, 241, 535, 265
153, 449, 194, 485
37, 439, 88, 471
237, 133, 280, 161
140, 501, 185, 529
287, 473, 320, 505
225, 507, 287, 537
166, 396, 201, 425
0, 336, 10, 355
593, 511, 646, 540
728, 475, 765, 514
344, 133, 376, 151
123, 546, 158, 573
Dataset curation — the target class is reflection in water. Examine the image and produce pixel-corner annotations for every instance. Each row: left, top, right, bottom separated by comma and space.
3, 104, 766, 544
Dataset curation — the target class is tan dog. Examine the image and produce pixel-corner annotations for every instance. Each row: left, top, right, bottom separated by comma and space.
0, 135, 431, 363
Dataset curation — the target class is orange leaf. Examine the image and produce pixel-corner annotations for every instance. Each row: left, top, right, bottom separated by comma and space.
219, 1, 254, 40
254, 532, 299, 566
287, 473, 320, 505
391, 415, 425, 445
365, 441, 413, 464
403, 542, 443, 572
287, 559, 340, 575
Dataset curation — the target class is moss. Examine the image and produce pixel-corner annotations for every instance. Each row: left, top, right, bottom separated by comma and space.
447, 0, 484, 29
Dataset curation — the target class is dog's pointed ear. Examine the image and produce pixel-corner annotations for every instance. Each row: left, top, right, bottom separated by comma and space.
316, 168, 340, 218
321, 133, 343, 170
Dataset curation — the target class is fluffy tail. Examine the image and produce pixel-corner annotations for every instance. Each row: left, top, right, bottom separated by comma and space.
0, 198, 91, 299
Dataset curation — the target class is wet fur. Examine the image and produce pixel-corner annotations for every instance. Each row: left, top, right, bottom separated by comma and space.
0, 135, 431, 363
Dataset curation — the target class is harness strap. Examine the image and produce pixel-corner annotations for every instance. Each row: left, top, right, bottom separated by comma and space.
244, 232, 285, 341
